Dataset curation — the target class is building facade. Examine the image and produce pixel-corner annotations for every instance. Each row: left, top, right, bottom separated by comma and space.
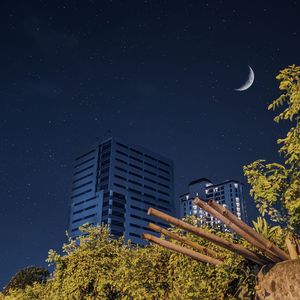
68, 137, 175, 245
179, 178, 246, 226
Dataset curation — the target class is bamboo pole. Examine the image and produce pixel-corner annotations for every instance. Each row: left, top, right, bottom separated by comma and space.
285, 236, 298, 259
193, 198, 280, 263
148, 222, 220, 259
147, 208, 268, 265
142, 233, 222, 265
207, 199, 289, 261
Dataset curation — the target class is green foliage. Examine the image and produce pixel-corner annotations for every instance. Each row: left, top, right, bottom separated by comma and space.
2, 266, 49, 296
252, 217, 285, 247
244, 65, 300, 233
1, 224, 257, 299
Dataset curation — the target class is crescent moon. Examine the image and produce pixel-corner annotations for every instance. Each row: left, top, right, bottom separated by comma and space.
235, 66, 255, 91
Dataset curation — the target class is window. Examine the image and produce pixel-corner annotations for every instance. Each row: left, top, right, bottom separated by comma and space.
115, 166, 127, 173
116, 142, 128, 149
84, 214, 96, 220
158, 175, 169, 181
158, 183, 169, 189
75, 149, 96, 161
130, 223, 141, 228
129, 171, 142, 178
144, 169, 156, 176
129, 179, 142, 186
129, 156, 142, 163
85, 204, 97, 211
114, 183, 126, 189
144, 154, 157, 161
130, 214, 141, 220
71, 189, 92, 199
130, 148, 143, 155
158, 198, 169, 204
158, 190, 169, 196
74, 165, 94, 175
129, 163, 142, 170
73, 173, 93, 183
116, 150, 128, 157
144, 161, 156, 169
144, 193, 155, 199
158, 167, 169, 174
74, 157, 95, 169
74, 195, 97, 206
144, 185, 156, 191
129, 233, 140, 238
144, 177, 156, 184
128, 188, 142, 195
72, 181, 93, 191
158, 160, 170, 167
131, 196, 142, 202
116, 158, 127, 165
114, 174, 126, 181
111, 220, 124, 227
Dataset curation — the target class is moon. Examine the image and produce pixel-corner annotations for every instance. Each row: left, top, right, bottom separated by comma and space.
235, 66, 255, 91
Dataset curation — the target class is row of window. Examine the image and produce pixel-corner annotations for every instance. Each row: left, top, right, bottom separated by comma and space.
73, 204, 97, 216
113, 174, 170, 196
73, 195, 97, 207
74, 157, 95, 169
71, 188, 92, 199
72, 212, 97, 224
131, 196, 171, 213
129, 223, 156, 233
130, 214, 166, 227
74, 165, 94, 176
72, 181, 93, 191
115, 166, 170, 188
116, 150, 170, 174
115, 160, 170, 182
116, 142, 170, 168
73, 172, 93, 184
113, 183, 171, 204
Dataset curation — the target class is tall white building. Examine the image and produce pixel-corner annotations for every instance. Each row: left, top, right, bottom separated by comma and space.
179, 178, 246, 225
68, 137, 175, 245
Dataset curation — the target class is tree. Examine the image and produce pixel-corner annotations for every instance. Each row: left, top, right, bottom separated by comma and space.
0, 223, 257, 299
244, 65, 300, 234
3, 266, 49, 295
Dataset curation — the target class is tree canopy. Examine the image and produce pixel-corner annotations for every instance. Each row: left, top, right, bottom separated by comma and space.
244, 65, 300, 234
1, 223, 258, 300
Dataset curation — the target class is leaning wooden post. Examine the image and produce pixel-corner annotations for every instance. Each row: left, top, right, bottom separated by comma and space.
193, 198, 280, 263
147, 208, 268, 265
142, 233, 222, 265
207, 199, 289, 261
285, 235, 298, 260
148, 222, 220, 259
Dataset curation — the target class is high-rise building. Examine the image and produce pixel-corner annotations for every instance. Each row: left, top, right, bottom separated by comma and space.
68, 137, 175, 245
179, 178, 247, 225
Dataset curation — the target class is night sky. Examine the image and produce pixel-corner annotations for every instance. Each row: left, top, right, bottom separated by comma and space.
1, 0, 299, 288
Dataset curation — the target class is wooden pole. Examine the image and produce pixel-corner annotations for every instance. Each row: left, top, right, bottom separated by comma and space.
193, 198, 280, 263
147, 208, 268, 265
285, 236, 298, 259
148, 222, 220, 259
207, 199, 289, 261
142, 233, 222, 265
